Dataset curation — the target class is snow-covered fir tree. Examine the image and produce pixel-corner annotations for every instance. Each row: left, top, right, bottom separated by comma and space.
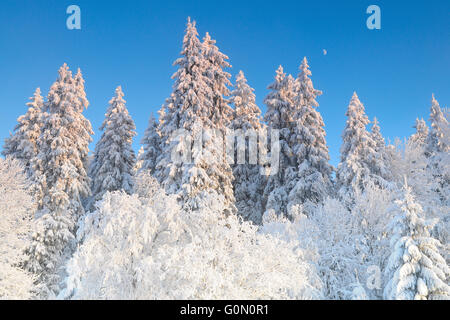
369, 117, 391, 181
89, 86, 136, 208
427, 94, 449, 155
141, 113, 161, 174
262, 66, 297, 216
410, 118, 429, 147
384, 183, 450, 300
425, 95, 449, 204
154, 18, 235, 216
202, 31, 234, 127
23, 64, 93, 295
230, 70, 266, 224
287, 57, 333, 215
2, 88, 44, 177
336, 92, 378, 199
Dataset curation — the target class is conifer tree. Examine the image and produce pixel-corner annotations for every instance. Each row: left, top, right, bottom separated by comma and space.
287, 57, 333, 214
410, 118, 429, 147
2, 88, 44, 177
202, 32, 234, 127
141, 113, 161, 174
262, 66, 297, 216
24, 64, 93, 294
89, 86, 136, 207
154, 18, 235, 215
384, 184, 450, 300
336, 92, 378, 197
231, 70, 265, 224
369, 117, 391, 180
427, 94, 449, 155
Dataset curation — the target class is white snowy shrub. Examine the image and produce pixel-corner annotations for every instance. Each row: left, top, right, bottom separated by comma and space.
261, 198, 366, 300
59, 184, 322, 299
0, 157, 36, 299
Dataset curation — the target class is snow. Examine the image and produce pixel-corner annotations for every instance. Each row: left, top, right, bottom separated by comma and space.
0, 17, 448, 301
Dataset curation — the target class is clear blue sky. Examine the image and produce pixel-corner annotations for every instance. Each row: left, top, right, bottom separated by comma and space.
0, 0, 449, 165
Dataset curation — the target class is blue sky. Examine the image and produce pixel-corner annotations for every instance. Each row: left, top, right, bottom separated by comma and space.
0, 0, 448, 165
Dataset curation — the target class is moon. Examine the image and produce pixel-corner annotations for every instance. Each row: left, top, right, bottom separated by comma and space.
323, 49, 327, 56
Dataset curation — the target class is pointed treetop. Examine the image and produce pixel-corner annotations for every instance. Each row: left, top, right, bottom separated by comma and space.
372, 117, 379, 127
298, 57, 311, 78
57, 63, 71, 80
274, 65, 286, 83
236, 70, 245, 82
115, 85, 124, 98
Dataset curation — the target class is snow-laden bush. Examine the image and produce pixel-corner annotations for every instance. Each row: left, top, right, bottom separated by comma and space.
59, 177, 322, 299
0, 157, 36, 299
261, 199, 362, 300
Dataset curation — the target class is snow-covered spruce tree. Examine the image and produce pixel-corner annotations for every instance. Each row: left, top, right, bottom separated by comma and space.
262, 66, 297, 216
23, 64, 93, 295
0, 157, 36, 299
384, 184, 450, 300
369, 117, 391, 181
2, 88, 44, 178
410, 118, 429, 147
230, 70, 266, 224
427, 94, 449, 156
89, 86, 136, 208
287, 57, 333, 215
140, 113, 161, 174
59, 183, 322, 299
425, 95, 449, 202
202, 31, 234, 127
154, 18, 235, 215
336, 92, 379, 200
422, 95, 450, 250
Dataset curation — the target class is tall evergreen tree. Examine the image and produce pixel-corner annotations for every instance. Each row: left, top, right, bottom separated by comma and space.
154, 18, 235, 215
425, 95, 449, 206
410, 118, 429, 147
24, 64, 93, 294
89, 86, 136, 207
384, 184, 450, 300
202, 32, 234, 127
287, 57, 333, 214
336, 92, 378, 197
2, 88, 44, 177
427, 94, 449, 155
231, 70, 265, 224
369, 117, 390, 180
141, 113, 161, 174
262, 66, 296, 216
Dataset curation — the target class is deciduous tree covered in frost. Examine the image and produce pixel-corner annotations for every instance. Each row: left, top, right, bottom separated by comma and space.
59, 175, 323, 299
0, 158, 36, 299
